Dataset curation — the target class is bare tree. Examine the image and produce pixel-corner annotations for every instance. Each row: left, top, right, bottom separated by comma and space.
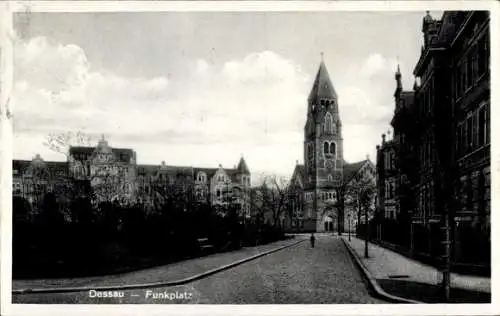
346, 176, 377, 228
43, 131, 93, 159
258, 175, 289, 229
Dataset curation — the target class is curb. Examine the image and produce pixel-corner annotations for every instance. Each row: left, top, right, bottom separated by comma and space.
341, 237, 423, 304
13, 238, 306, 295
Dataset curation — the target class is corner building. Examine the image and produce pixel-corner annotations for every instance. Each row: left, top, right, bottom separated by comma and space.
376, 11, 490, 266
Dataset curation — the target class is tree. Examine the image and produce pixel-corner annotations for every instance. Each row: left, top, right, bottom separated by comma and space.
285, 184, 305, 231
13, 196, 33, 225
43, 131, 93, 158
347, 176, 376, 229
259, 175, 289, 229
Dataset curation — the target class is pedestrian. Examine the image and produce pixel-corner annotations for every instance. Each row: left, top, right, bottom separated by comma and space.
310, 233, 315, 248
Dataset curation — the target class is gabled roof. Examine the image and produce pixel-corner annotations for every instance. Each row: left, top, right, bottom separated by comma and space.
193, 168, 219, 179
291, 164, 306, 187
13, 160, 31, 174
12, 159, 67, 177
308, 60, 337, 104
137, 164, 159, 176
69, 146, 134, 163
226, 169, 239, 183
343, 160, 368, 183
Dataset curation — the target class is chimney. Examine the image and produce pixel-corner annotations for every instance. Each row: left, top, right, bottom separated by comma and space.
382, 133, 386, 144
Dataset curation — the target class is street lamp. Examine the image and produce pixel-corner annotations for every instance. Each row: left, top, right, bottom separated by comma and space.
348, 213, 351, 241
364, 203, 369, 258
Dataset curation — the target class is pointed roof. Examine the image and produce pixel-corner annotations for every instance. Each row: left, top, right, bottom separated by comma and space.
293, 164, 306, 185
343, 160, 368, 183
237, 157, 250, 175
308, 60, 337, 104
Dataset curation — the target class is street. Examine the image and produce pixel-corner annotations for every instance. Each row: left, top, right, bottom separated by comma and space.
12, 235, 387, 304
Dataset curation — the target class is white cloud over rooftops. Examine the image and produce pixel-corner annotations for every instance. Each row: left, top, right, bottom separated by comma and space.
13, 36, 398, 176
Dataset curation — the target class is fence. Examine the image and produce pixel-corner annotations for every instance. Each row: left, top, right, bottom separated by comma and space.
356, 218, 490, 276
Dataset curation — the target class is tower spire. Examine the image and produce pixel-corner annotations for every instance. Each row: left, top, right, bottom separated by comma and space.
394, 58, 402, 99
308, 56, 337, 104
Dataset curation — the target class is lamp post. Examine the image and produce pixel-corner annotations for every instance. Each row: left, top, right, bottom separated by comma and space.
364, 203, 369, 258
348, 213, 351, 241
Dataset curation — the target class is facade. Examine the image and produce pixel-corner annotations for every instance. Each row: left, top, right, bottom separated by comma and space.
13, 137, 252, 219
286, 58, 376, 233
375, 134, 398, 220
377, 11, 490, 264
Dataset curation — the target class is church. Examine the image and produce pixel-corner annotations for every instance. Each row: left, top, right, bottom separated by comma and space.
286, 57, 376, 233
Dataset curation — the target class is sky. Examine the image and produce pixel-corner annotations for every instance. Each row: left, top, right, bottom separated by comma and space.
11, 11, 442, 183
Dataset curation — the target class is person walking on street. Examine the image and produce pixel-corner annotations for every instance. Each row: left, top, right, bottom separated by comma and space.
310, 233, 316, 248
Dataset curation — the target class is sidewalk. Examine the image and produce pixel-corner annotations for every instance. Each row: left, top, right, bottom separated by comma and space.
13, 237, 305, 293
345, 237, 491, 303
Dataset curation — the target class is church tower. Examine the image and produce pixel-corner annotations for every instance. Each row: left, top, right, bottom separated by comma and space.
303, 55, 344, 232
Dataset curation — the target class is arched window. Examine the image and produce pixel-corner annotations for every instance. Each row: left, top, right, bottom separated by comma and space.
324, 113, 333, 134
323, 142, 329, 154
329, 142, 336, 155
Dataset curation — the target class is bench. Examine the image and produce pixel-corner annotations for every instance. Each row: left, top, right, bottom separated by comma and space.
197, 237, 215, 254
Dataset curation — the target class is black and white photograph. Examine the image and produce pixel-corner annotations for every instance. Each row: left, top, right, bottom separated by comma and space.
0, 1, 497, 314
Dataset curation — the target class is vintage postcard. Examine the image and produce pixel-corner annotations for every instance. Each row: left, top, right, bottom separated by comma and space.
0, 1, 498, 315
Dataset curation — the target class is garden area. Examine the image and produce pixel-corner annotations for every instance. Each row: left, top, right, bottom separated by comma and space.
12, 191, 289, 279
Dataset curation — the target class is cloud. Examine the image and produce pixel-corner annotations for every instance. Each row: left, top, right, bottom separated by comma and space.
12, 38, 310, 174
13, 36, 171, 135
336, 53, 399, 162
13, 37, 396, 177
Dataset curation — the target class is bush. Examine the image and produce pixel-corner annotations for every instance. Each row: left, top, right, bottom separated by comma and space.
13, 194, 289, 278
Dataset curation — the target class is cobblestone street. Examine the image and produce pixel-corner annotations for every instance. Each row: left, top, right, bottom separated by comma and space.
12, 235, 387, 304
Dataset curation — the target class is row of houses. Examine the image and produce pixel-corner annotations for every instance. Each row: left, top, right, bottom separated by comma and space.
13, 136, 252, 218
376, 11, 490, 264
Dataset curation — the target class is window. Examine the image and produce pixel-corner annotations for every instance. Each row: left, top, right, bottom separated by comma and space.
461, 122, 466, 155
477, 37, 487, 77
324, 142, 329, 155
486, 104, 490, 144
216, 188, 221, 197
329, 142, 336, 155
462, 61, 467, 93
328, 174, 333, 182
324, 113, 333, 134
467, 115, 473, 151
455, 67, 462, 99
467, 53, 474, 89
